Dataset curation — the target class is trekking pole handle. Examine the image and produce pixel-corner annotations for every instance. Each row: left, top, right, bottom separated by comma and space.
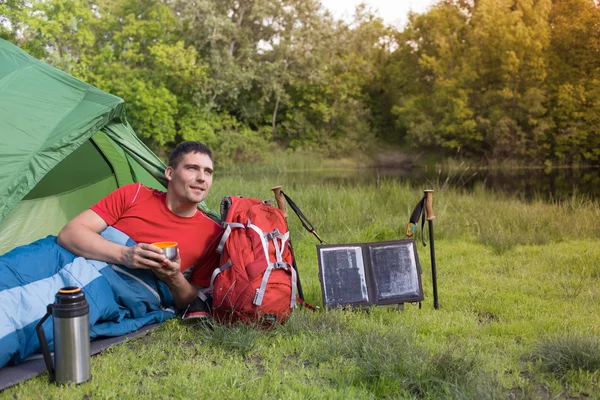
271, 186, 288, 219
424, 190, 436, 221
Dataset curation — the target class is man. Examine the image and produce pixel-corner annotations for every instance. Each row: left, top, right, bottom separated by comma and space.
58, 141, 222, 310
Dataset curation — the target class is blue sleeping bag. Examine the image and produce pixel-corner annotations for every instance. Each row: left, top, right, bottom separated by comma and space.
0, 227, 176, 368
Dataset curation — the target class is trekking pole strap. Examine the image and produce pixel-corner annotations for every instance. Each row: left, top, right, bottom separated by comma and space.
280, 190, 324, 243
407, 195, 427, 246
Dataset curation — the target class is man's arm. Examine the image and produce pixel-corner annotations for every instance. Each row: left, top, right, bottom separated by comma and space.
59, 209, 197, 308
57, 209, 124, 263
57, 209, 166, 270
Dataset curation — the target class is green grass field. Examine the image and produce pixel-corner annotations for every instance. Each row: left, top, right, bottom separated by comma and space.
2, 172, 599, 399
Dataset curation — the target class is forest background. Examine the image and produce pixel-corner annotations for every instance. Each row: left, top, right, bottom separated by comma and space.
1, 0, 599, 166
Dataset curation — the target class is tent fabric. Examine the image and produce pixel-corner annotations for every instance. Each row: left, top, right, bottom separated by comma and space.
23, 139, 115, 199
0, 38, 218, 255
0, 39, 126, 223
100, 122, 167, 188
0, 176, 118, 255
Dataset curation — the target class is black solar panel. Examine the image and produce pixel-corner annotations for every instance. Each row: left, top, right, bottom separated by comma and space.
317, 240, 424, 308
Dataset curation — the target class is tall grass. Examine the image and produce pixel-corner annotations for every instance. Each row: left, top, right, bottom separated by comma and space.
531, 335, 600, 378
278, 310, 501, 398
197, 323, 263, 357
208, 173, 600, 254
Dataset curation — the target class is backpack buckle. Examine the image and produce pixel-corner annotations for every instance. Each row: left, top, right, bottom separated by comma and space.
253, 288, 260, 304
265, 229, 282, 240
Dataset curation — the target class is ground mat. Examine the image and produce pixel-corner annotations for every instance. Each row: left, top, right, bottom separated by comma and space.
0, 322, 164, 392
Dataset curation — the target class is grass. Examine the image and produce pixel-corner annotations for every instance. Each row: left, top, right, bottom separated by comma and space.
531, 335, 600, 378
2, 169, 599, 399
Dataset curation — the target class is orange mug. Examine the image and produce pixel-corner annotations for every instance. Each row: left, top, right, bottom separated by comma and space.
151, 241, 178, 261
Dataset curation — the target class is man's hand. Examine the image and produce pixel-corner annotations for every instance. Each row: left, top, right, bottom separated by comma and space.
146, 249, 198, 309
150, 250, 182, 284
121, 243, 167, 270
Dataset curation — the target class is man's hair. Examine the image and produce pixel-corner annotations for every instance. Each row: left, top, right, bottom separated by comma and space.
168, 141, 213, 168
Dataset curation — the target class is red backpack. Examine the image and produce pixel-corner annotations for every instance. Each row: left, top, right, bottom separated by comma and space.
209, 196, 297, 327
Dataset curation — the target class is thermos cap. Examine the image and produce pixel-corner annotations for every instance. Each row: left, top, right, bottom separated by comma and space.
55, 286, 85, 305
52, 287, 89, 317
58, 287, 81, 294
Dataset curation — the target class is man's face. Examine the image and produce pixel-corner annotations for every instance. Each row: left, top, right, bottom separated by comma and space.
165, 152, 214, 205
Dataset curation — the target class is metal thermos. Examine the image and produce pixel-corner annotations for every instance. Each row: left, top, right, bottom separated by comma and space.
35, 286, 91, 385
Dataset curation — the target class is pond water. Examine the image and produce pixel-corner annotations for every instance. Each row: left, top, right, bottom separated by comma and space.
246, 166, 600, 202
380, 165, 600, 201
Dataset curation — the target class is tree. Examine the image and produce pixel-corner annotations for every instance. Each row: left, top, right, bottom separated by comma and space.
546, 0, 600, 163
389, 1, 479, 154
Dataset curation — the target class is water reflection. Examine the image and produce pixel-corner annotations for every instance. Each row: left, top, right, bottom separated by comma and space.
234, 166, 600, 202
445, 167, 600, 201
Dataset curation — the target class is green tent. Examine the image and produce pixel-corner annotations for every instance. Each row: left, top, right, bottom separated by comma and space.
0, 39, 213, 255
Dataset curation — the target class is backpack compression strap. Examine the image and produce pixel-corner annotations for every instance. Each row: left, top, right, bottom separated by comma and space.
217, 222, 245, 254
247, 221, 297, 309
211, 221, 244, 289
209, 259, 232, 289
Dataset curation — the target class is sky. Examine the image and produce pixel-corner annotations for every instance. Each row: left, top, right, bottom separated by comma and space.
319, 0, 438, 28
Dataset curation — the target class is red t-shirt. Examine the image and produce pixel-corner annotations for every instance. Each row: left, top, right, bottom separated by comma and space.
90, 183, 222, 287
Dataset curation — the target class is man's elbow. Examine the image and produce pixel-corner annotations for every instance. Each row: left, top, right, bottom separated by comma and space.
57, 229, 66, 247
176, 293, 196, 311
57, 224, 73, 250
175, 284, 202, 310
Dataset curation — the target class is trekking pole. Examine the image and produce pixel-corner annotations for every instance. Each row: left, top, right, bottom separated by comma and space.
424, 189, 439, 310
271, 185, 304, 301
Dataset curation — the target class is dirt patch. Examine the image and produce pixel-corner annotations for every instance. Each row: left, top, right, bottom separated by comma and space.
245, 354, 265, 376
476, 311, 499, 325
124, 330, 158, 348
141, 369, 169, 379
181, 341, 195, 348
